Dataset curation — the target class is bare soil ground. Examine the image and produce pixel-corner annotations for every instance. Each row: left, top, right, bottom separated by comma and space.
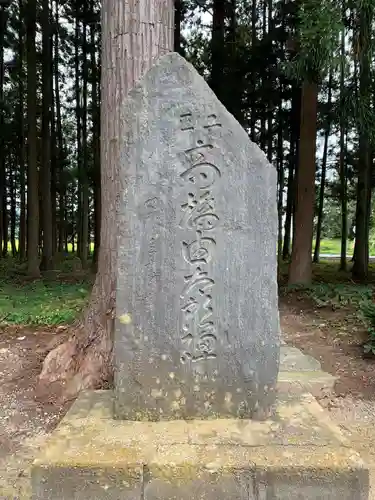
0, 296, 375, 498
0, 326, 70, 498
281, 294, 375, 497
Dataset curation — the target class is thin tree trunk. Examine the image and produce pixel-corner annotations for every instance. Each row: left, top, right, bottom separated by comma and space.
277, 77, 284, 259
288, 79, 318, 285
313, 71, 333, 263
90, 16, 101, 270
51, 22, 57, 255
74, 4, 82, 261
26, 0, 40, 276
277, 134, 284, 260
54, 0, 65, 253
339, 14, 347, 271
19, 0, 26, 260
39, 0, 174, 396
250, 0, 257, 141
10, 165, 16, 256
80, 3, 89, 269
2, 170, 7, 257
226, 0, 239, 120
0, 6, 7, 258
266, 0, 273, 162
40, 0, 54, 271
211, 0, 225, 103
283, 85, 300, 260
174, 0, 184, 56
352, 4, 372, 281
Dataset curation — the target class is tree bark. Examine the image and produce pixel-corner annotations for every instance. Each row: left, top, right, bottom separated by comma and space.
74, 2, 83, 263
277, 78, 284, 259
288, 79, 318, 285
39, 0, 174, 397
283, 84, 300, 260
80, 1, 89, 269
339, 14, 347, 271
40, 0, 54, 271
174, 0, 185, 56
90, 13, 101, 270
2, 165, 7, 257
352, 3, 372, 282
313, 71, 333, 263
51, 25, 57, 255
10, 165, 16, 256
0, 5, 7, 258
210, 0, 225, 103
250, 0, 257, 142
18, 0, 26, 261
54, 0, 65, 253
26, 0, 40, 276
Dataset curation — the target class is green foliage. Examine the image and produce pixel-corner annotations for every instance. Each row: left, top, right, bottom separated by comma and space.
304, 282, 372, 308
284, 0, 342, 82
0, 276, 91, 326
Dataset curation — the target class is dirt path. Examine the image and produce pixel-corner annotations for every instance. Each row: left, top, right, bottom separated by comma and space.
0, 326, 69, 498
280, 295, 375, 497
1, 299, 375, 498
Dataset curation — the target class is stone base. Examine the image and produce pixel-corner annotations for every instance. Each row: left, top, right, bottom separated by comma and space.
278, 346, 337, 396
31, 390, 369, 499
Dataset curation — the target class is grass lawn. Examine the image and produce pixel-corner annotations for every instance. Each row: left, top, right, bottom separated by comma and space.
318, 239, 355, 255
0, 279, 91, 325
0, 239, 371, 328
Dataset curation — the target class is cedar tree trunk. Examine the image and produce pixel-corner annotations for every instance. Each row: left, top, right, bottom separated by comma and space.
39, 0, 174, 397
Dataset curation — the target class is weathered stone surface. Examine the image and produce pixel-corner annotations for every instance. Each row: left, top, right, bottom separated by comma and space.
280, 346, 322, 372
114, 52, 280, 420
31, 391, 370, 500
278, 346, 337, 396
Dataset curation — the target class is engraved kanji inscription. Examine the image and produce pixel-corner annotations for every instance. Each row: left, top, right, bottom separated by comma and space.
179, 111, 222, 364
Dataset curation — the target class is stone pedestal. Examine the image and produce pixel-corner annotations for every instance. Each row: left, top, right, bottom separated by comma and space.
31, 390, 369, 499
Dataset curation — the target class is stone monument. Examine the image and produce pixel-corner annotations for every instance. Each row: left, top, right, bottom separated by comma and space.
114, 50, 280, 421
32, 53, 369, 499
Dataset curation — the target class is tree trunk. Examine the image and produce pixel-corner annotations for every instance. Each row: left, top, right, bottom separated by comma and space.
39, 0, 174, 397
174, 0, 185, 56
250, 0, 257, 142
2, 167, 7, 257
283, 84, 300, 260
313, 71, 333, 263
10, 165, 17, 256
51, 33, 57, 255
90, 15, 101, 270
352, 3, 372, 281
54, 0, 65, 253
210, 0, 225, 103
19, 0, 26, 261
288, 79, 318, 285
339, 15, 347, 271
40, 0, 54, 271
74, 3, 83, 264
277, 80, 284, 259
80, 3, 89, 269
26, 0, 40, 276
0, 6, 7, 258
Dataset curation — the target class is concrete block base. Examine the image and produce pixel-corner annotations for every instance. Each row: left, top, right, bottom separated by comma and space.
32, 390, 369, 499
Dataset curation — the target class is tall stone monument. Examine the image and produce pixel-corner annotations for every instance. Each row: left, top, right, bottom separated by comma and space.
114, 52, 280, 421
32, 54, 369, 500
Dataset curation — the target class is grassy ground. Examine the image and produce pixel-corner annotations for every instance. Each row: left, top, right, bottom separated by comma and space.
317, 239, 355, 255
0, 257, 92, 326
0, 251, 374, 339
